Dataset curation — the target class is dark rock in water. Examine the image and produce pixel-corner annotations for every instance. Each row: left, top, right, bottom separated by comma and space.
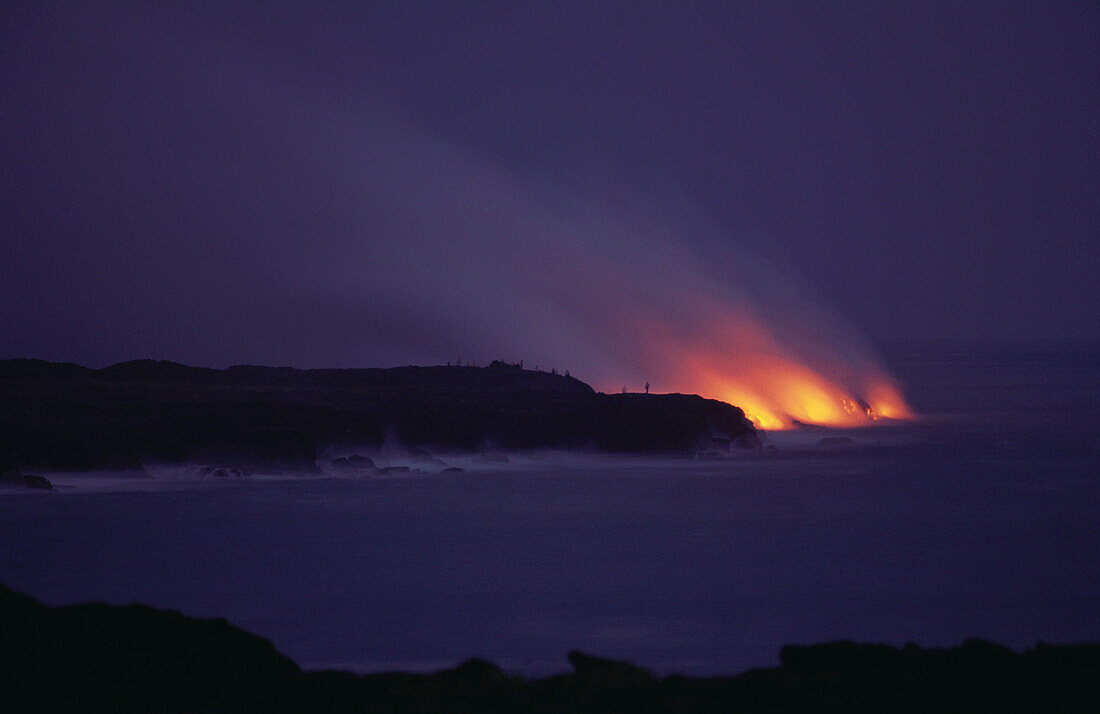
0, 462, 53, 490
333, 455, 375, 471
380, 466, 410, 473
440, 466, 465, 474
20, 473, 53, 489
818, 436, 855, 447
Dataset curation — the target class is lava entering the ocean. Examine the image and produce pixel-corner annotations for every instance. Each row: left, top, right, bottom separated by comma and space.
589, 304, 913, 431
605, 354, 912, 431
702, 361, 912, 430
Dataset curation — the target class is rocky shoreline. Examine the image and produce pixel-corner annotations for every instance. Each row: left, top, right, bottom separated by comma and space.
0, 359, 759, 475
2, 583, 1095, 713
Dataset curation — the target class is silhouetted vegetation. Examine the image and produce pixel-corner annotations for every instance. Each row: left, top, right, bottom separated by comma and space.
2, 583, 1096, 713
0, 359, 758, 471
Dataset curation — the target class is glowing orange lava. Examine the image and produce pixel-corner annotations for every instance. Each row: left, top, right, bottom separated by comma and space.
688, 363, 911, 430
592, 307, 914, 431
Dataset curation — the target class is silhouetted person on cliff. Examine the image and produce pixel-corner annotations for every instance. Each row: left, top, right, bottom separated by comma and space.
645, 382, 650, 394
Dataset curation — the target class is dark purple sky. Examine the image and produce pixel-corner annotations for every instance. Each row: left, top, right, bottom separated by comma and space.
2, 1, 1097, 370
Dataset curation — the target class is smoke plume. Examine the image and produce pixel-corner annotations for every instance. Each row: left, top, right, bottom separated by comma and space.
1, 7, 911, 428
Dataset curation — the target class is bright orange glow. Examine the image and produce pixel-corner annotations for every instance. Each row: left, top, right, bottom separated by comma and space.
699, 357, 914, 430
591, 306, 914, 431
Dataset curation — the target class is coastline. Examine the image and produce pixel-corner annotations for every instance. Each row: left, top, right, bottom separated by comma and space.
0, 359, 759, 475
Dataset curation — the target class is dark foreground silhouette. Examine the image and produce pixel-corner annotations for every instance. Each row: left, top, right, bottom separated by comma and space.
0, 359, 758, 473
2, 584, 1096, 713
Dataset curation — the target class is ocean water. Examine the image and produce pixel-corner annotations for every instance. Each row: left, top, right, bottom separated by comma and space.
1, 347, 1097, 676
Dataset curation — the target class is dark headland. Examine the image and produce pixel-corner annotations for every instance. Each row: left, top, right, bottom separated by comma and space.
2, 583, 1096, 713
0, 358, 758, 478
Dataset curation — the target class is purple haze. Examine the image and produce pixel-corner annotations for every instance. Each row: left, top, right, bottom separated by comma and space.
2, 2, 1098, 373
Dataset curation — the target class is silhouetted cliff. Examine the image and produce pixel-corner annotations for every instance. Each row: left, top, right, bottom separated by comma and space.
1, 584, 1095, 713
0, 359, 758, 470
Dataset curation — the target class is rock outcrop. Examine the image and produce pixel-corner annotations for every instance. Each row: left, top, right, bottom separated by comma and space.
0, 583, 299, 712
0, 461, 52, 490
0, 359, 758, 471
1, 583, 1096, 713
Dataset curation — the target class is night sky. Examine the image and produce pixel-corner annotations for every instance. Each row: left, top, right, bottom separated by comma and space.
2, 1, 1097, 373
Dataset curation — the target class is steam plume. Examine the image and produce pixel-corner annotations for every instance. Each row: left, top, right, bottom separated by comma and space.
299, 103, 912, 428
2, 12, 912, 428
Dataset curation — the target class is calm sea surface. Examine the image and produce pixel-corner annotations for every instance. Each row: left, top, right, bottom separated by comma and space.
2, 347, 1097, 675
